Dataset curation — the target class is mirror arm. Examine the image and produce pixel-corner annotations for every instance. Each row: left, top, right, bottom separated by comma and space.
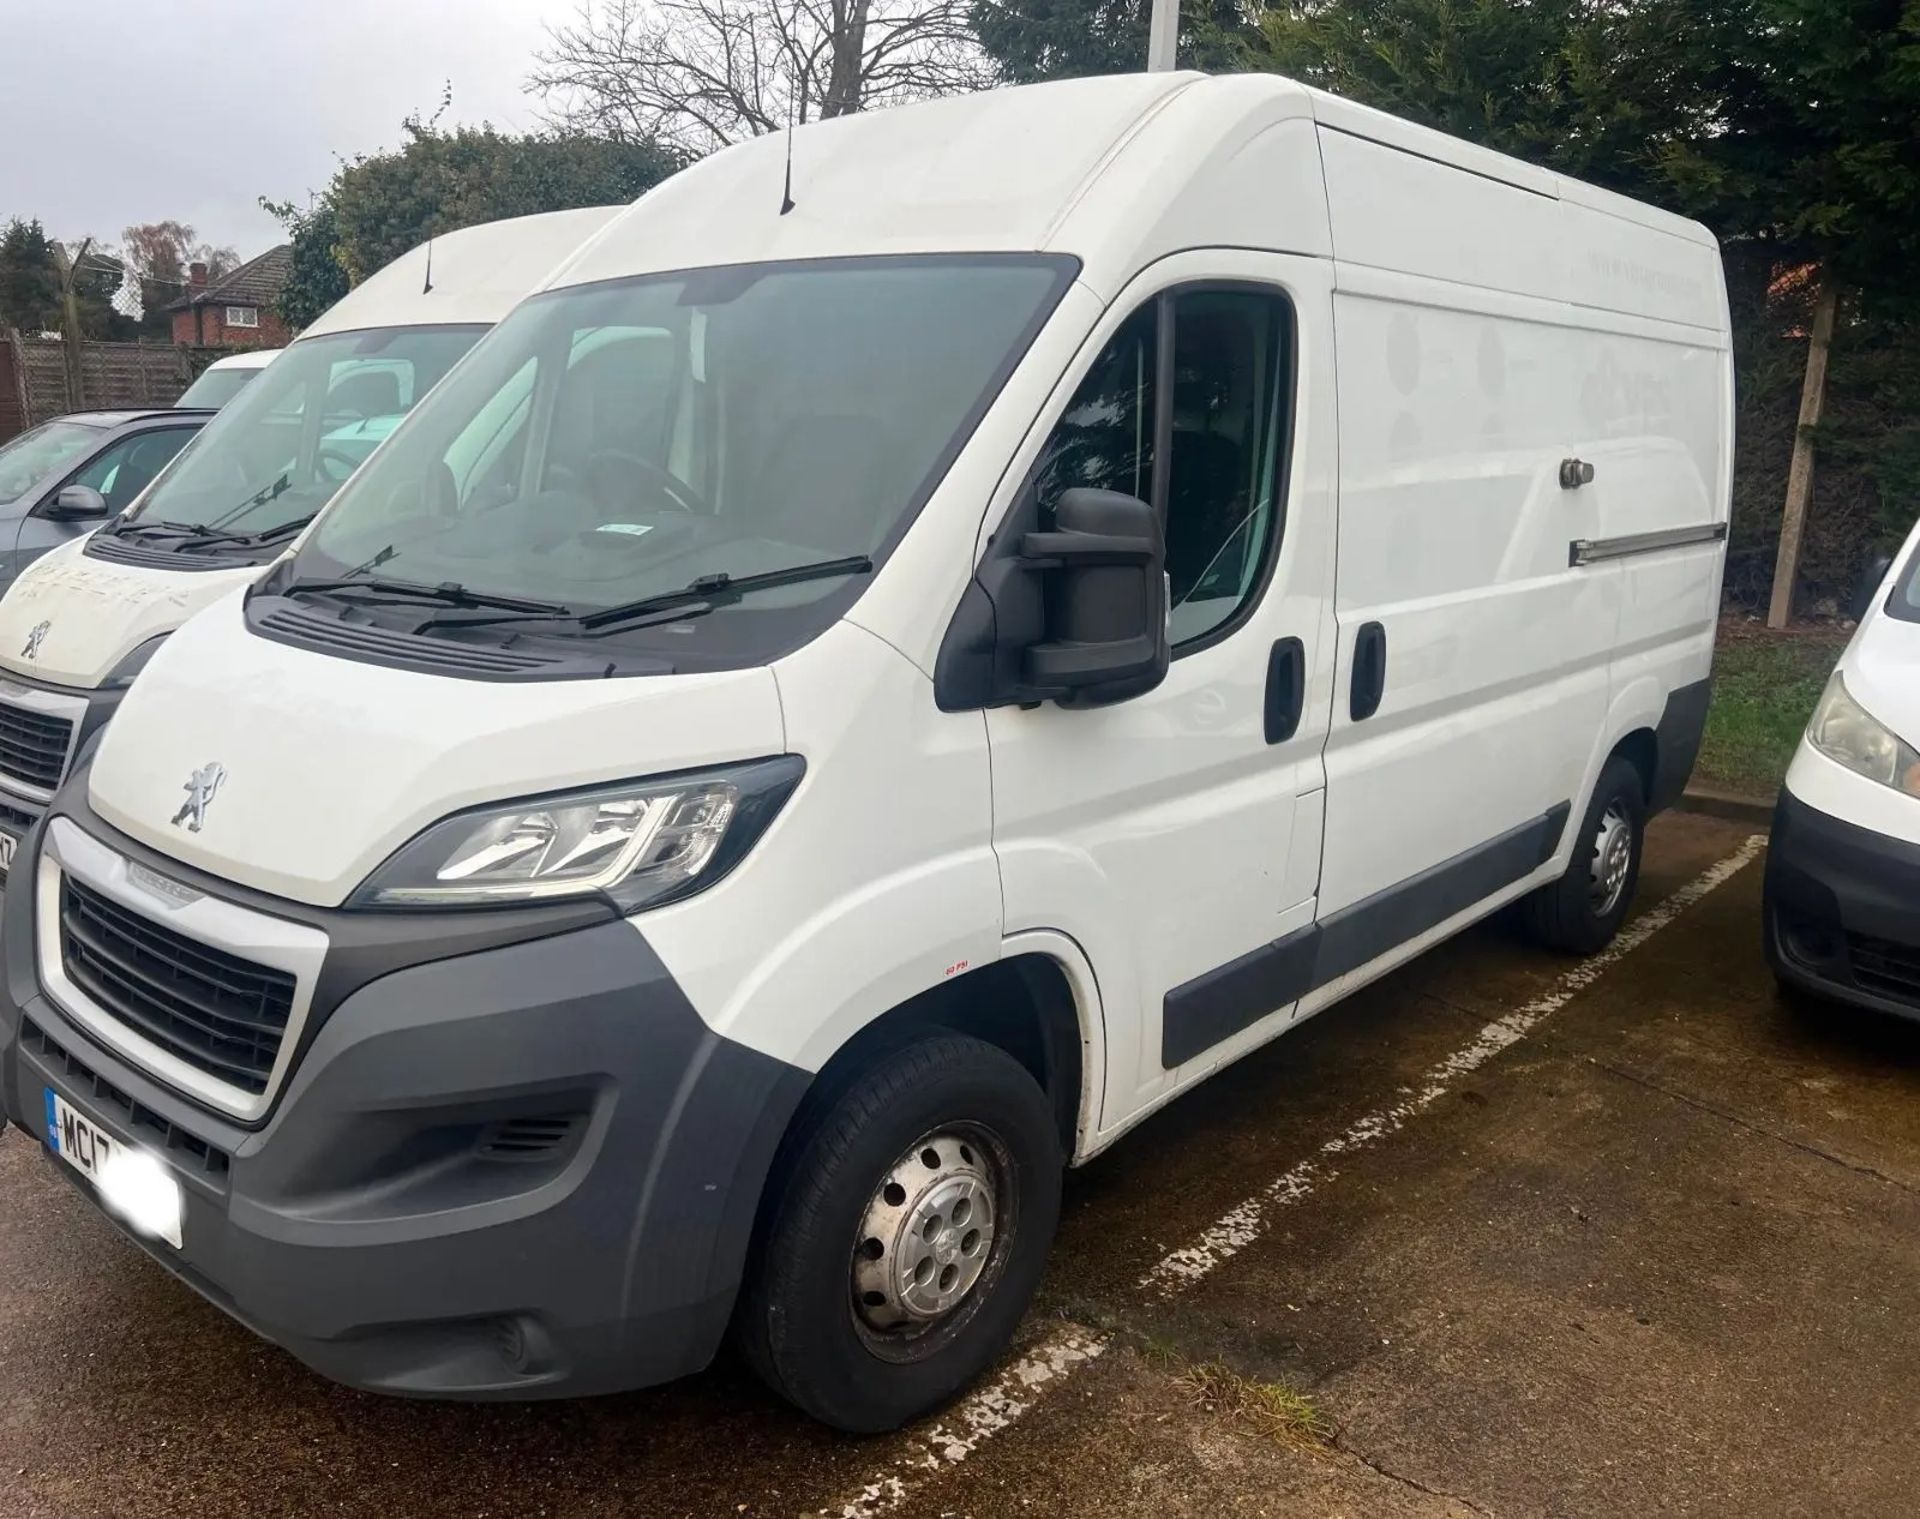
1018, 530, 1158, 571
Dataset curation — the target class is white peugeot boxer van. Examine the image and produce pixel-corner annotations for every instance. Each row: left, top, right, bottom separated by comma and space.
174, 348, 282, 410
1, 74, 1731, 1431
0, 208, 618, 874
1765, 515, 1920, 1017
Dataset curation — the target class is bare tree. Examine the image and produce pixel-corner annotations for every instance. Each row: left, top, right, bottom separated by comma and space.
528, 0, 992, 155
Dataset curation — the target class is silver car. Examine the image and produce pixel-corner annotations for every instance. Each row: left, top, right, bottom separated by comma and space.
0, 409, 211, 589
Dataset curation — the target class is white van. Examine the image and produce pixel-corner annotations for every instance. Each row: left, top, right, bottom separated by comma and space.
175, 348, 283, 410
1765, 517, 1920, 1015
0, 74, 1731, 1431
0, 208, 618, 871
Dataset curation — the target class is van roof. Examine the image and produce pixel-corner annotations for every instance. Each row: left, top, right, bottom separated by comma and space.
548, 73, 1717, 298
202, 348, 281, 373
300, 205, 625, 340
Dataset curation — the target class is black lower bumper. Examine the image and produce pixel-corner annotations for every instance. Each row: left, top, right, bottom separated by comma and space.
1764, 787, 1920, 1020
1, 815, 808, 1400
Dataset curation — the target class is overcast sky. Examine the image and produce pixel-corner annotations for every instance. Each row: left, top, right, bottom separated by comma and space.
1, 0, 575, 259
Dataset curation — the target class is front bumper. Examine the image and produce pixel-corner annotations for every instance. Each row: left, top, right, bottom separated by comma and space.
1764, 786, 1920, 1020
0, 802, 808, 1399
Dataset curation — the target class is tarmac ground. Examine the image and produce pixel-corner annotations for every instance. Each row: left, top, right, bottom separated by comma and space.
4, 811, 1915, 1518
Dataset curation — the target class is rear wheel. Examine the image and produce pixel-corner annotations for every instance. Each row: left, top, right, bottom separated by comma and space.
736, 1032, 1062, 1432
1522, 755, 1646, 954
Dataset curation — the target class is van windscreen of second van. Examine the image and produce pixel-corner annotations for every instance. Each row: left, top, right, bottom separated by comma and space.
1889, 552, 1920, 624
281, 255, 1074, 659
119, 325, 488, 541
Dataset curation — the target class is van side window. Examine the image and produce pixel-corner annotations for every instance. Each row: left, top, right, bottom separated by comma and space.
1034, 304, 1157, 508
1033, 289, 1292, 648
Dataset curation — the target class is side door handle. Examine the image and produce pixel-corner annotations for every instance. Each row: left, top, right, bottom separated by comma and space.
1350, 622, 1387, 721
1263, 636, 1305, 744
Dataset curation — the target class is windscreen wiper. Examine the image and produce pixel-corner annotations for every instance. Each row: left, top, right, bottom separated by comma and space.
111, 517, 235, 542
580, 554, 875, 630
173, 515, 314, 552
413, 554, 874, 637
203, 473, 293, 533
281, 573, 572, 615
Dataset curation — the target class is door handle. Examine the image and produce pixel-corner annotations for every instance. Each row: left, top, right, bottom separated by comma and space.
1350, 622, 1387, 721
1264, 636, 1305, 744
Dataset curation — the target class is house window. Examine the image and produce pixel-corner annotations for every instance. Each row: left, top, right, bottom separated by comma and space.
225, 306, 259, 329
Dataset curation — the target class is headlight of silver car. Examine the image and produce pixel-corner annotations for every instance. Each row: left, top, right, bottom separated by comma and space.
1806, 674, 1920, 797
351, 755, 804, 911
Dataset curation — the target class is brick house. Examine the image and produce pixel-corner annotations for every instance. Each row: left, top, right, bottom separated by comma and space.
167, 246, 293, 349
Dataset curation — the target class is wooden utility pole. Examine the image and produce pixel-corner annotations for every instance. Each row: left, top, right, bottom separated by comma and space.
50, 237, 93, 413
1767, 279, 1840, 629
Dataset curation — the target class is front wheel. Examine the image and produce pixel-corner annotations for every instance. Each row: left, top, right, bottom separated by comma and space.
1521, 755, 1646, 954
736, 1033, 1062, 1432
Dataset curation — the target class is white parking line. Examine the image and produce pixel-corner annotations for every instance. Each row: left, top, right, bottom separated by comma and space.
816, 833, 1764, 1516
1140, 832, 1767, 1295
817, 1327, 1109, 1517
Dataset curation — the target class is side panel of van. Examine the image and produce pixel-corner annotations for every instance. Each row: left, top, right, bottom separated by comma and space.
1310, 128, 1728, 956
1314, 132, 1620, 931
1571, 203, 1731, 794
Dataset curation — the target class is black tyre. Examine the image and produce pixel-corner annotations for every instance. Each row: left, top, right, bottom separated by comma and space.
736, 1032, 1062, 1433
1522, 755, 1646, 954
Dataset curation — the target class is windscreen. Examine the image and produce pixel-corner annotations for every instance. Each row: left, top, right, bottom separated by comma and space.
0, 420, 101, 505
287, 256, 1072, 646
1888, 545, 1920, 623
127, 324, 487, 537
176, 364, 264, 409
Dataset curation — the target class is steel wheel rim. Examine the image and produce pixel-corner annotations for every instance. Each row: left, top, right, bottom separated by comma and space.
1589, 800, 1634, 916
851, 1128, 1005, 1345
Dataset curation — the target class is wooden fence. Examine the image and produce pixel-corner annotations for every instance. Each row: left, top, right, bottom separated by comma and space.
0, 333, 224, 443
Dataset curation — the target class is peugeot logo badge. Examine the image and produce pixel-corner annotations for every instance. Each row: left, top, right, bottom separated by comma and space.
21, 621, 48, 660
171, 762, 226, 833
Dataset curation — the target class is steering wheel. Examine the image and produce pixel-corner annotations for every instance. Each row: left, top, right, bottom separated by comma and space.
585, 449, 707, 517
316, 446, 364, 483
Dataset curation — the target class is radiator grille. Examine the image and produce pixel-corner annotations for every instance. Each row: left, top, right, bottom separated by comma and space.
59, 876, 296, 1095
0, 700, 73, 792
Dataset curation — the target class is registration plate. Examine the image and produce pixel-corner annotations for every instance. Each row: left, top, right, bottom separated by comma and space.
44, 1089, 183, 1248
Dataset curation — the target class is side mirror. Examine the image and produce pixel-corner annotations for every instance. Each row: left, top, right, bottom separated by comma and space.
1851, 553, 1895, 622
1019, 487, 1170, 705
48, 485, 108, 521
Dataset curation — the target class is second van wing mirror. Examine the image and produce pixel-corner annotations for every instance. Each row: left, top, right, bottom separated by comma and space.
48, 485, 109, 521
1851, 552, 1895, 622
1018, 487, 1170, 705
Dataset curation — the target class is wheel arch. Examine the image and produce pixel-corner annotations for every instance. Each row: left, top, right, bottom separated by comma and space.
757, 934, 1106, 1198
1612, 725, 1659, 806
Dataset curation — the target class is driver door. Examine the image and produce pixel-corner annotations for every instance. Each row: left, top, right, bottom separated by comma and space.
984, 250, 1339, 1135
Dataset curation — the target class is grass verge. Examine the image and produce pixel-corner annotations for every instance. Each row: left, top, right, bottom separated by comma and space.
1697, 619, 1849, 798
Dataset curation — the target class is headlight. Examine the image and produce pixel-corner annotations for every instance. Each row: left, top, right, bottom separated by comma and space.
1806, 674, 1920, 797
351, 755, 804, 911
